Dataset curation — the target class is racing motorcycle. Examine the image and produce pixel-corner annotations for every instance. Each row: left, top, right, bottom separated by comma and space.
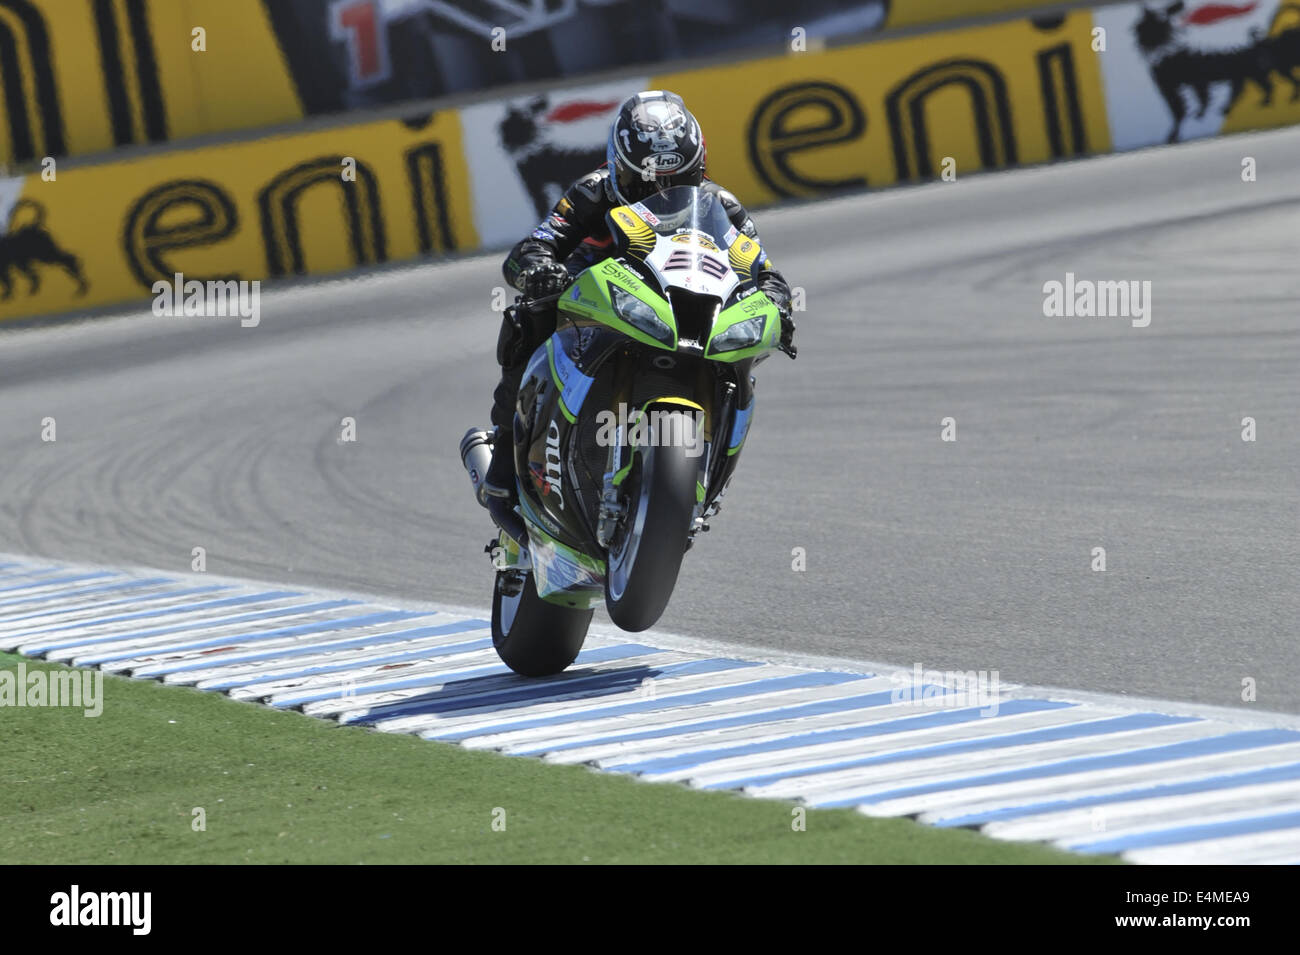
460, 185, 791, 677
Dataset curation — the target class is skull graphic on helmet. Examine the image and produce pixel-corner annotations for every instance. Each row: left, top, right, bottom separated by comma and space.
607, 91, 706, 203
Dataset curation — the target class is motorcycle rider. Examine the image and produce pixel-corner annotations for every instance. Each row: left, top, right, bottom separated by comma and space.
482, 89, 796, 509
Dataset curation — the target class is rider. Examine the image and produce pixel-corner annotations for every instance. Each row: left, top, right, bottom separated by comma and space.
482, 89, 796, 506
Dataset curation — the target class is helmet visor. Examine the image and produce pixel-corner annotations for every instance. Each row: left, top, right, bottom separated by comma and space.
616, 165, 704, 204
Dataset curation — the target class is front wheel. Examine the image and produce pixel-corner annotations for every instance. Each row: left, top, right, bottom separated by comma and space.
605, 415, 698, 632
492, 571, 593, 677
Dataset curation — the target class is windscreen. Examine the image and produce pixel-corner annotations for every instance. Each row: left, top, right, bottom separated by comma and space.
628, 186, 737, 248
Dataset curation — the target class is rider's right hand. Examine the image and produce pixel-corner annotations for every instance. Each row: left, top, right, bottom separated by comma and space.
521, 261, 570, 300
778, 303, 797, 359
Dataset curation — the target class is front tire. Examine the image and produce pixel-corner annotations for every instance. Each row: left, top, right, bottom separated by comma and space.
492, 571, 593, 677
604, 415, 698, 632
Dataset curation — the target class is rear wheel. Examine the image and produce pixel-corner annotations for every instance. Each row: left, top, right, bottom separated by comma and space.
604, 413, 698, 632
492, 571, 593, 676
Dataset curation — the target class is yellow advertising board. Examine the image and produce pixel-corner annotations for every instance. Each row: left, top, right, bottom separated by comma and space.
7, 1, 1300, 325
654, 11, 1110, 204
1220, 4, 1300, 135
0, 110, 475, 322
0, 0, 302, 168
0, 0, 1074, 170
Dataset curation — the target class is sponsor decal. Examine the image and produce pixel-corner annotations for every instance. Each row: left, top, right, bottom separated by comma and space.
0, 110, 475, 323
670, 231, 720, 251
630, 201, 660, 225
669, 13, 1111, 199
569, 325, 597, 361
460, 79, 648, 246
1185, 2, 1262, 26
1096, 0, 1299, 148
330, 0, 393, 88
0, 0, 300, 167
650, 151, 685, 171
544, 420, 565, 509
0, 199, 87, 300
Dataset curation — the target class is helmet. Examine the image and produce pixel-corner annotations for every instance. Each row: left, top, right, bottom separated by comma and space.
606, 90, 706, 204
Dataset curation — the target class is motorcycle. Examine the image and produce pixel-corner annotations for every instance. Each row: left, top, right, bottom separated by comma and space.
461, 185, 791, 677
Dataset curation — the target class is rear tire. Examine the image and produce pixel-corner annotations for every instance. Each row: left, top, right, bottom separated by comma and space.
604, 415, 698, 632
492, 571, 593, 677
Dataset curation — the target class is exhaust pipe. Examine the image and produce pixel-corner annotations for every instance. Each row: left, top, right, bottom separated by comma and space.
459, 428, 494, 507
460, 427, 528, 546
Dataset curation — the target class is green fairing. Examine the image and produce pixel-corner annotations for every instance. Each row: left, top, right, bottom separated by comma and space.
526, 518, 606, 609
557, 266, 677, 351
705, 291, 781, 362
558, 263, 779, 364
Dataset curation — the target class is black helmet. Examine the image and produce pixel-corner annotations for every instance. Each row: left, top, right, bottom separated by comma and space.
606, 90, 706, 204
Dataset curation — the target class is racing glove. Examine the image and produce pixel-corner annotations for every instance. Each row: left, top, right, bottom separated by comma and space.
760, 277, 797, 359
521, 261, 571, 300
778, 304, 797, 359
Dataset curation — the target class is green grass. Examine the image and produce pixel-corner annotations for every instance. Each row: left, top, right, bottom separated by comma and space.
0, 652, 1118, 864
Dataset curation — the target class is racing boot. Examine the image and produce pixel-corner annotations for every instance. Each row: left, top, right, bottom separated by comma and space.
482, 425, 517, 506
483, 358, 524, 507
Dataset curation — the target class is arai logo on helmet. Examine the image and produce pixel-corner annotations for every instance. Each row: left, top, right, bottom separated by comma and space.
649, 152, 684, 172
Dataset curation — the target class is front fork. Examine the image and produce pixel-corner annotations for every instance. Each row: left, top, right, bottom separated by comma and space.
595, 382, 735, 551
596, 372, 634, 550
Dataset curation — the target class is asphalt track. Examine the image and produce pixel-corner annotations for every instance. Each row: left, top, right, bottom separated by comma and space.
1, 127, 1297, 715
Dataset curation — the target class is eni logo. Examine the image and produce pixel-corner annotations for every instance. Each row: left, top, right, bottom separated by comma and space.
0, 199, 88, 299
